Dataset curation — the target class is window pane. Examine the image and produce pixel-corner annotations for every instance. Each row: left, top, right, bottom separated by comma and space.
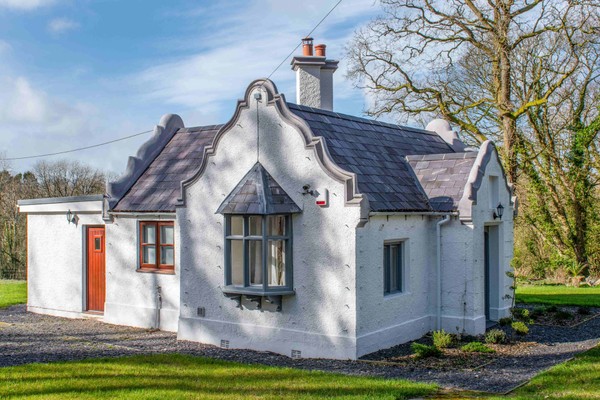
248, 240, 263, 285
160, 225, 174, 245
267, 215, 286, 236
230, 216, 243, 236
230, 240, 243, 285
249, 216, 262, 236
268, 240, 286, 286
390, 245, 399, 292
143, 246, 156, 265
143, 224, 156, 244
94, 237, 101, 251
160, 246, 174, 265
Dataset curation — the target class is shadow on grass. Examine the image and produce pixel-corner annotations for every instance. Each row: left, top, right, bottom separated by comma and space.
0, 354, 437, 399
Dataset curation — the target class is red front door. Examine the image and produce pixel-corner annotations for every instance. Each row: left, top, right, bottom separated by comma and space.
86, 227, 106, 312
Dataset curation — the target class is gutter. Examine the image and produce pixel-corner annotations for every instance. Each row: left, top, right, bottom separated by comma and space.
436, 215, 452, 330
109, 211, 175, 218
17, 194, 104, 206
369, 211, 458, 217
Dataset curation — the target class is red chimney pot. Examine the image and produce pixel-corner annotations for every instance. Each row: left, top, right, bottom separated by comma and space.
302, 37, 314, 56
315, 44, 326, 57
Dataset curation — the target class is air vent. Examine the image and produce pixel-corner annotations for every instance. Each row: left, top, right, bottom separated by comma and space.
197, 307, 205, 317
220, 340, 230, 349
291, 350, 301, 359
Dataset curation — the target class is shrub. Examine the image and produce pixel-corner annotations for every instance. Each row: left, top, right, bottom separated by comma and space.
461, 341, 495, 353
432, 330, 453, 349
577, 307, 591, 315
499, 317, 513, 326
511, 321, 529, 336
546, 305, 558, 312
555, 310, 573, 320
531, 306, 547, 319
411, 343, 442, 359
485, 329, 507, 344
511, 308, 533, 323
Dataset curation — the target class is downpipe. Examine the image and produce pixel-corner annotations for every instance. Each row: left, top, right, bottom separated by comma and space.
154, 285, 162, 330
436, 215, 452, 330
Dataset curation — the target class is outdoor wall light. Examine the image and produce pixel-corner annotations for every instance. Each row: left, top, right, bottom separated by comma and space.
493, 203, 505, 220
66, 209, 77, 224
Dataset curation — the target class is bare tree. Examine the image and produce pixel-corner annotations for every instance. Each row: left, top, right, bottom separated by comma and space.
0, 159, 106, 279
33, 159, 106, 198
515, 44, 600, 276
347, 0, 599, 182
0, 166, 38, 279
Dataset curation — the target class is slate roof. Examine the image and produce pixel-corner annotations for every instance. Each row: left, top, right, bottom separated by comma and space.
217, 163, 302, 215
113, 125, 222, 212
113, 103, 474, 213
287, 103, 456, 211
407, 152, 478, 212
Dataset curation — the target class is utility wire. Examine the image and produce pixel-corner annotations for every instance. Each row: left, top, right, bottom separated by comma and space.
4, 0, 343, 162
2, 129, 153, 161
263, 0, 343, 83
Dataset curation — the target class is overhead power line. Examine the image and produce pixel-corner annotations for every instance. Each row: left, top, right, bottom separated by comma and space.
264, 0, 343, 83
3, 129, 153, 161
3, 0, 343, 162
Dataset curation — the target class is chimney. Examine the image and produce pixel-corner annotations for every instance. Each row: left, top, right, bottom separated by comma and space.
291, 37, 338, 111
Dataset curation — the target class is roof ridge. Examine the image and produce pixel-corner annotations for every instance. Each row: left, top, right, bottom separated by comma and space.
286, 102, 440, 136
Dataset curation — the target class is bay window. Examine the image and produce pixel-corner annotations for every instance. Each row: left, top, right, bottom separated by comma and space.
224, 214, 293, 294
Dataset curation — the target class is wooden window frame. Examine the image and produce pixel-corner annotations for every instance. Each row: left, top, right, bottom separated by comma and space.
383, 241, 404, 295
138, 221, 175, 273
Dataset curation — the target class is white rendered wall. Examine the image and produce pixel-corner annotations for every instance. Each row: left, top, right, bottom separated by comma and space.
26, 212, 104, 318
104, 215, 180, 332
438, 218, 481, 334
469, 153, 514, 323
355, 215, 434, 357
178, 85, 362, 360
439, 152, 514, 335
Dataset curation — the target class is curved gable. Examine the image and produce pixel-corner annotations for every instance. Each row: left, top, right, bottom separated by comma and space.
107, 114, 184, 209
458, 141, 513, 222
177, 79, 365, 211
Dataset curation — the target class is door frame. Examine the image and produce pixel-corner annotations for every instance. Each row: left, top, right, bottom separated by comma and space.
84, 225, 106, 313
483, 223, 502, 321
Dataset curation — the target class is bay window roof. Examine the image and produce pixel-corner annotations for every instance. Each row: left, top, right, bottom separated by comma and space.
216, 162, 302, 215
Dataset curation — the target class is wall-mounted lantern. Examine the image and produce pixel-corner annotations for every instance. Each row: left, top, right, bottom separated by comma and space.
66, 209, 78, 225
493, 203, 504, 220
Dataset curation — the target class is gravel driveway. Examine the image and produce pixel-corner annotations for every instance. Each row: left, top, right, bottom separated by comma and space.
1, 305, 598, 394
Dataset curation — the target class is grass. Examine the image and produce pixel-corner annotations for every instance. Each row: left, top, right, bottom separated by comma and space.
0, 279, 26, 309
493, 344, 600, 399
516, 284, 600, 307
436, 345, 600, 399
0, 354, 437, 399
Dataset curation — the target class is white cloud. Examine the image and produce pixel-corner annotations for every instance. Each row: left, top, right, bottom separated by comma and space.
0, 76, 104, 166
0, 0, 55, 11
133, 0, 378, 122
48, 18, 79, 35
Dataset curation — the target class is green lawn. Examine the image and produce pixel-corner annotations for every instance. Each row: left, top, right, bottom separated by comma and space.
491, 344, 600, 400
0, 279, 26, 309
0, 354, 437, 399
516, 284, 600, 307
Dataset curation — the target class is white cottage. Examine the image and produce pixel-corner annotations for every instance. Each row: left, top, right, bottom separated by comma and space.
19, 39, 514, 360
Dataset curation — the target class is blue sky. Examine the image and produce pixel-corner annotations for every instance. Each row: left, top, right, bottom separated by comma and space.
0, 0, 382, 174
